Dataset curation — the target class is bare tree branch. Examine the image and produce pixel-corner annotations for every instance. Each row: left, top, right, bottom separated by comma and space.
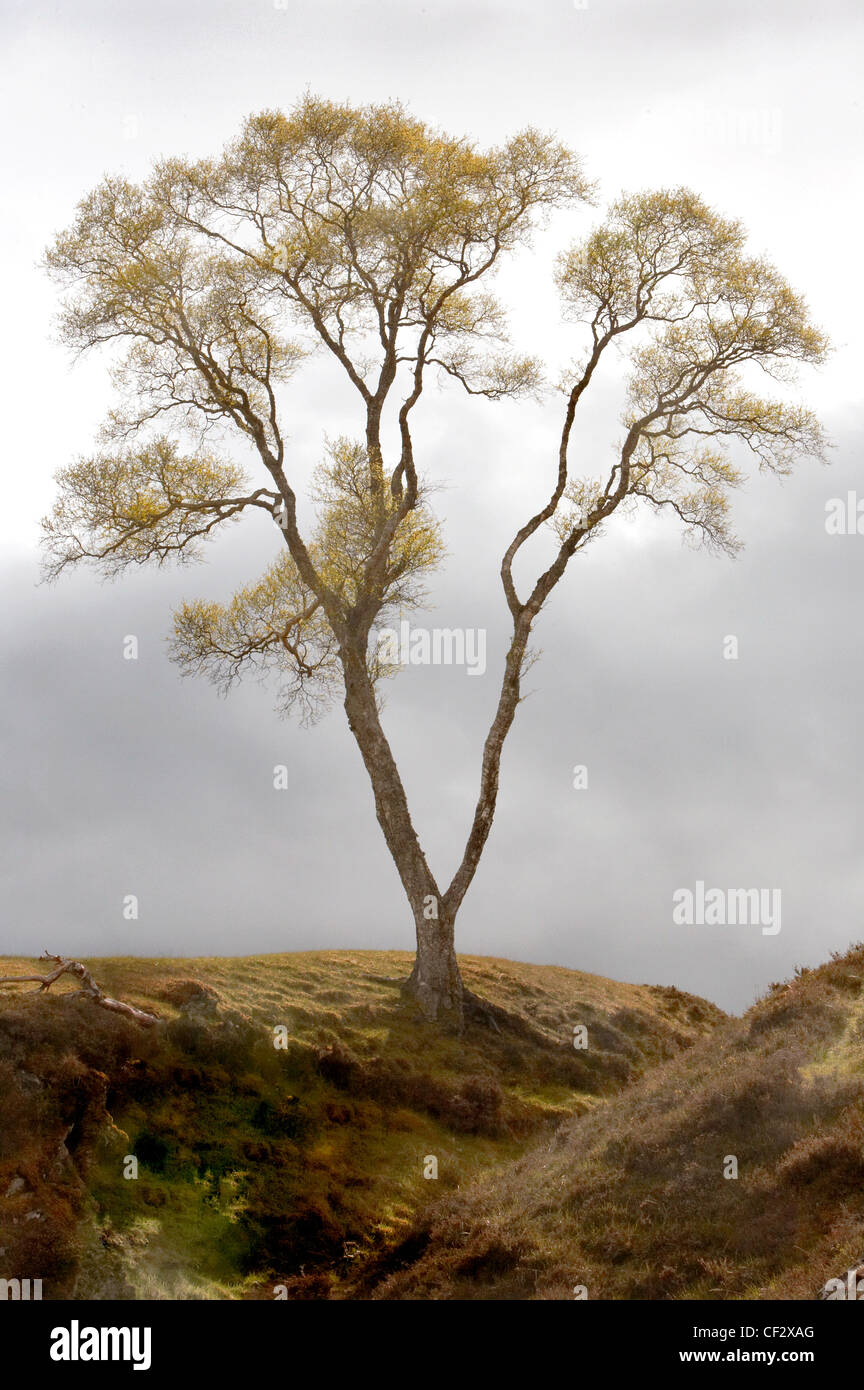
0, 953, 161, 1029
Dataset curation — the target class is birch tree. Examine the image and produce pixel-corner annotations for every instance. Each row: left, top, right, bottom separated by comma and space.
43, 96, 827, 1023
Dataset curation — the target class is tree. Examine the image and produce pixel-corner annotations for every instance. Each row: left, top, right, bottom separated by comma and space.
42, 96, 828, 1025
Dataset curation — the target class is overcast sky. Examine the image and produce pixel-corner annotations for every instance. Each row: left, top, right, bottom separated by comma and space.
1, 0, 862, 1012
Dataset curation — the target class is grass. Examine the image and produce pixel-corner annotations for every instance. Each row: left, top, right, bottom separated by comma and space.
0, 950, 720, 1299
362, 946, 864, 1301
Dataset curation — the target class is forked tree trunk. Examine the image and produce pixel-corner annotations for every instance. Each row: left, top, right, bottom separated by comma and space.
341, 646, 464, 1024
339, 612, 533, 1026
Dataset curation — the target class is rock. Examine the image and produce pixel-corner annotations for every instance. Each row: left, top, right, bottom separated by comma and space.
158, 979, 214, 1007
4, 1176, 28, 1198
174, 984, 253, 1037
14, 1070, 44, 1094
47, 1139, 85, 1187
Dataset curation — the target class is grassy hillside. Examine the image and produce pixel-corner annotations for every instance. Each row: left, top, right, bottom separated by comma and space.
0, 951, 720, 1300
363, 945, 864, 1301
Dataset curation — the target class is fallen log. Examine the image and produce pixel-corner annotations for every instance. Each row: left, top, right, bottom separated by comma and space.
0, 952, 160, 1028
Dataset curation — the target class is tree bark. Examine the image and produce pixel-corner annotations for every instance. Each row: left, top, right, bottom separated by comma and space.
403, 904, 462, 1025
443, 619, 531, 921
340, 645, 463, 1024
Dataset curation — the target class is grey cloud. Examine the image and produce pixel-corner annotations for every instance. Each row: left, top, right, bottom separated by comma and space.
2, 0, 862, 1014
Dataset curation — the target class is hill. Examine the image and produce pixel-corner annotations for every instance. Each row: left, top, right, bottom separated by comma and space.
362, 944, 864, 1300
0, 950, 721, 1300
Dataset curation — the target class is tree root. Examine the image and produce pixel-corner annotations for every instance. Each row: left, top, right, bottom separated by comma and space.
460, 988, 575, 1054
462, 988, 503, 1033
0, 952, 161, 1029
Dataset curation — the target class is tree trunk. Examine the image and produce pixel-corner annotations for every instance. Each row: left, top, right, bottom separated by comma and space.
340, 644, 464, 1023
403, 904, 463, 1026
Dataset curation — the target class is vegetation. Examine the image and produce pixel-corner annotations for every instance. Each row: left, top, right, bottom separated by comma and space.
5, 945, 864, 1300
365, 946, 864, 1300
0, 950, 718, 1299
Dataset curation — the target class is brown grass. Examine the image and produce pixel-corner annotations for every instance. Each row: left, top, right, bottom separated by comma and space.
0, 950, 720, 1299
359, 944, 864, 1301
